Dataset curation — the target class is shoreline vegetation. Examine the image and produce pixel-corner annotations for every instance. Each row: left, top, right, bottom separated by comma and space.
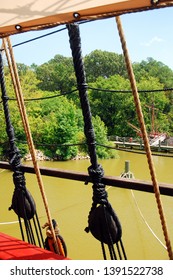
24, 150, 90, 161
1, 51, 173, 161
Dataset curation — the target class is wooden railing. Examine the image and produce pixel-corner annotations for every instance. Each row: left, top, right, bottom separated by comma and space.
0, 161, 173, 197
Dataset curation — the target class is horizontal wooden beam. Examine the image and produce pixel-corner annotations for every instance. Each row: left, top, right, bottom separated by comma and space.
0, 161, 173, 196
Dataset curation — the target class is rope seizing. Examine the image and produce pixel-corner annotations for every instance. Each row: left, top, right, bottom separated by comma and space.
115, 15, 173, 260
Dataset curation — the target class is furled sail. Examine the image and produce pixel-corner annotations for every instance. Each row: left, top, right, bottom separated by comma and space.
0, 1, 173, 37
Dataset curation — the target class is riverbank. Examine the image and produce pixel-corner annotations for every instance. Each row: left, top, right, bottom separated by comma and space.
24, 150, 50, 161
24, 150, 90, 161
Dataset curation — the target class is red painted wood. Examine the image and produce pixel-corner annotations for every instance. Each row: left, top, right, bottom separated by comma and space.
0, 232, 70, 260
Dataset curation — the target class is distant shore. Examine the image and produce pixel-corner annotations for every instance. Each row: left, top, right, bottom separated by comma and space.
24, 150, 90, 161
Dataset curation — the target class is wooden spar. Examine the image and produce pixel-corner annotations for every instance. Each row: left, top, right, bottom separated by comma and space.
0, 161, 173, 197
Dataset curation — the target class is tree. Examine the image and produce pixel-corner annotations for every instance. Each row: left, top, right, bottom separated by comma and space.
133, 58, 173, 88
136, 77, 170, 134
27, 95, 79, 160
35, 54, 76, 93
92, 116, 117, 159
17, 63, 30, 76
89, 75, 132, 135
84, 50, 127, 82
1, 50, 173, 160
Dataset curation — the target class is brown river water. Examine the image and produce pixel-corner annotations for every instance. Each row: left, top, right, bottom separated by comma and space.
0, 150, 173, 260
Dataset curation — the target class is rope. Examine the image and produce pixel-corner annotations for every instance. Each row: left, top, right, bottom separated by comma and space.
7, 87, 173, 103
87, 86, 173, 94
0, 220, 22, 225
0, 49, 39, 244
5, 84, 173, 104
131, 190, 167, 250
2, 39, 26, 137
0, 21, 90, 51
3, 37, 60, 255
67, 24, 98, 169
8, 88, 78, 102
116, 15, 173, 260
67, 23, 126, 260
120, 165, 167, 250
0, 169, 5, 174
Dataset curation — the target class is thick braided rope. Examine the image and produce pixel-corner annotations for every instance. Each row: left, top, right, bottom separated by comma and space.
67, 23, 98, 169
67, 25, 124, 259
3, 37, 60, 255
116, 16, 173, 260
0, 50, 25, 189
0, 50, 36, 222
67, 24, 111, 209
0, 49, 24, 182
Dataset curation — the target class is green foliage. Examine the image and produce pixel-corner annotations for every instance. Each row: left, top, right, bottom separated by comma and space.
1, 50, 173, 161
133, 58, 173, 88
92, 116, 117, 159
136, 77, 170, 134
35, 54, 76, 93
27, 96, 79, 160
89, 75, 133, 135
84, 50, 127, 82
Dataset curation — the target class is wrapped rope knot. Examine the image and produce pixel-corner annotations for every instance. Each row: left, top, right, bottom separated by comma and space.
87, 164, 122, 245
77, 82, 88, 91
9, 148, 22, 170
92, 183, 108, 205
13, 170, 26, 188
2, 95, 9, 101
88, 164, 104, 184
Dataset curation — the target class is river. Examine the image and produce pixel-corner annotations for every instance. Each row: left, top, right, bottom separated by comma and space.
0, 150, 173, 260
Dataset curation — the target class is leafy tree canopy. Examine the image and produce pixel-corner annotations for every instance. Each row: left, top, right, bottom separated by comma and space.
84, 50, 127, 82
1, 49, 173, 160
35, 54, 76, 93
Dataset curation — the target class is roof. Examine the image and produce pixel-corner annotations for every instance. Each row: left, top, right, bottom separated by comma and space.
0, 1, 173, 38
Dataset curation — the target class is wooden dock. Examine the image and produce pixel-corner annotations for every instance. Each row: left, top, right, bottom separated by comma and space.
114, 140, 173, 154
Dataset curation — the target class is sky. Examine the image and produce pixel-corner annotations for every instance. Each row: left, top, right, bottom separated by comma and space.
1, 7, 173, 69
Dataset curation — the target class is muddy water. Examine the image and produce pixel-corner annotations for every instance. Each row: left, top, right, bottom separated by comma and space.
0, 150, 173, 259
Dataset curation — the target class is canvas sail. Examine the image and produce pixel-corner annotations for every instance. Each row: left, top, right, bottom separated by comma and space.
0, 1, 172, 37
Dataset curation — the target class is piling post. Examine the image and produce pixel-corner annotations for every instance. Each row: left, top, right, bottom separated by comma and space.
120, 160, 134, 179
123, 137, 125, 147
158, 140, 161, 152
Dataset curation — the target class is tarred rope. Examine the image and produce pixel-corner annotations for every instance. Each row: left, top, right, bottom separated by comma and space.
67, 23, 126, 260
2, 38, 62, 255
0, 50, 39, 242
